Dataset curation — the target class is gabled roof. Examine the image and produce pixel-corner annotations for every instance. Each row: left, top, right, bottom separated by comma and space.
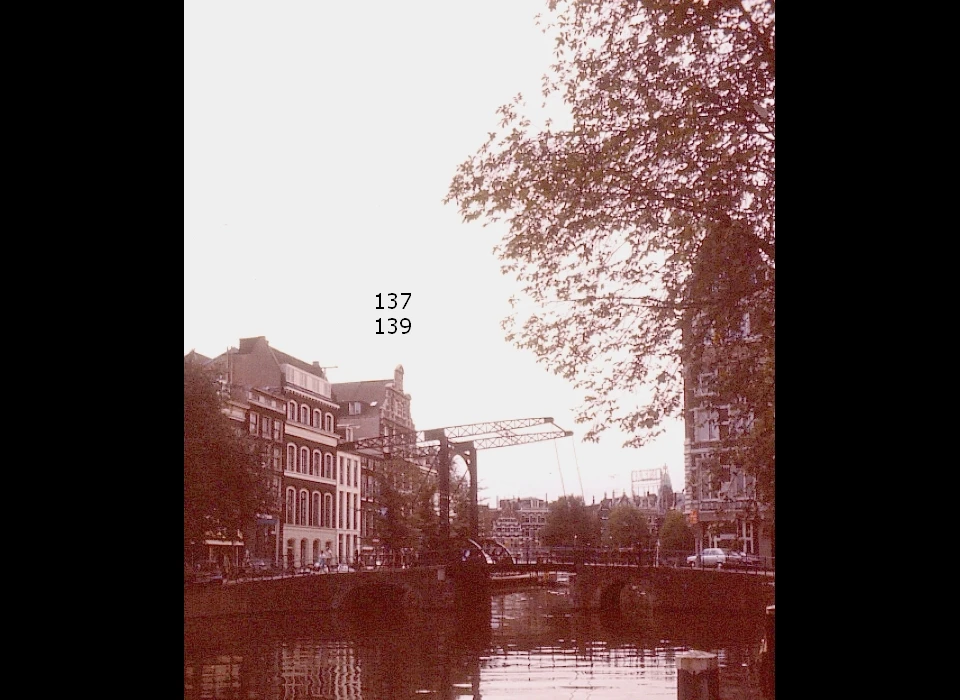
184, 349, 212, 365
234, 336, 329, 379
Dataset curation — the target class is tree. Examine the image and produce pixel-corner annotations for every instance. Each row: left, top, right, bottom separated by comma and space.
449, 461, 478, 542
374, 477, 418, 554
541, 496, 601, 547
445, 0, 775, 511
412, 483, 442, 551
604, 501, 650, 549
658, 509, 695, 554
183, 361, 272, 562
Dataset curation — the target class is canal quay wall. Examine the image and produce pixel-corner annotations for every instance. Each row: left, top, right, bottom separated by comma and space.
184, 566, 474, 619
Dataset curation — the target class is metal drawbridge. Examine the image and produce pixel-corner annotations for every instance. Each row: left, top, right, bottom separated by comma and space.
340, 417, 572, 542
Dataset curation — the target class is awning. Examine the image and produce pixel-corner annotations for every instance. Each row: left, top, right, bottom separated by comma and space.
204, 539, 244, 546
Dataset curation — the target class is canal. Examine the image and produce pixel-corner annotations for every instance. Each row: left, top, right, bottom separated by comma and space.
184, 584, 768, 699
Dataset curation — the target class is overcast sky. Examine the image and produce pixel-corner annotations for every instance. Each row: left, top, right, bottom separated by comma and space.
184, 0, 685, 506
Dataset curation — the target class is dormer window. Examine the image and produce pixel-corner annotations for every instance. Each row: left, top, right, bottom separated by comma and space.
348, 402, 362, 416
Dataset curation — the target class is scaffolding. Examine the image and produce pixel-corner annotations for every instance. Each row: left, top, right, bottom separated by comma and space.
631, 466, 668, 499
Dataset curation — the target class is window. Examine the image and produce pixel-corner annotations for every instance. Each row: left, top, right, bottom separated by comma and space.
249, 412, 258, 434
299, 490, 308, 525
300, 447, 309, 474
273, 420, 283, 442
344, 427, 354, 442
324, 413, 334, 432
348, 401, 362, 415
262, 416, 271, 439
339, 493, 345, 528
299, 405, 309, 425
313, 409, 321, 429
287, 444, 296, 471
311, 493, 320, 527
694, 409, 720, 442
273, 446, 281, 471
324, 493, 333, 528
312, 451, 321, 476
288, 401, 297, 421
324, 453, 333, 479
286, 488, 295, 524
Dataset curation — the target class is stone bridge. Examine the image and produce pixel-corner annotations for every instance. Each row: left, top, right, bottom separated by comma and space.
185, 563, 774, 620
184, 565, 486, 619
570, 564, 775, 616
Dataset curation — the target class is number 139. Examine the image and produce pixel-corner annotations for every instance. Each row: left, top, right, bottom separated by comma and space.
376, 318, 411, 334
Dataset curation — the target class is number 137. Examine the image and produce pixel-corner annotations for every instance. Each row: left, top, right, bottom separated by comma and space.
376, 293, 411, 310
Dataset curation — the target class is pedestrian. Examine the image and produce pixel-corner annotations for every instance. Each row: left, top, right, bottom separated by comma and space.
322, 546, 332, 573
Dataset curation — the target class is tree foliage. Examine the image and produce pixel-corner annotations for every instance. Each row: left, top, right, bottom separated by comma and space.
445, 0, 775, 510
604, 501, 650, 548
541, 496, 601, 547
657, 509, 695, 552
183, 361, 272, 560
375, 476, 418, 553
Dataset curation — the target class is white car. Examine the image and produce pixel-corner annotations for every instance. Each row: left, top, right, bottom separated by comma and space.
687, 548, 731, 568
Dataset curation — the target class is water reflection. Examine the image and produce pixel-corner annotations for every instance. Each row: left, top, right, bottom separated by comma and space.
184, 586, 765, 699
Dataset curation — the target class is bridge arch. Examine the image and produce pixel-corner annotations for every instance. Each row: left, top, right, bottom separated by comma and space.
572, 565, 773, 616
578, 570, 653, 615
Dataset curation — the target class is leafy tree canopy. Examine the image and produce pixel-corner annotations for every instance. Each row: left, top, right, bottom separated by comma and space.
657, 509, 695, 553
445, 0, 775, 510
541, 496, 601, 547
375, 477, 418, 553
183, 361, 272, 560
604, 501, 650, 549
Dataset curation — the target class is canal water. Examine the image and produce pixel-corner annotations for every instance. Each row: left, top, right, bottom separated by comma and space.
184, 584, 767, 699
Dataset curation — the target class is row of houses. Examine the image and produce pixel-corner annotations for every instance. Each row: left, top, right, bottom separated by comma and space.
187, 328, 772, 571
186, 335, 417, 571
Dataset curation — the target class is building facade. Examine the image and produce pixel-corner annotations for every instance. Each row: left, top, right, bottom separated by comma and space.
334, 366, 422, 556
682, 354, 772, 561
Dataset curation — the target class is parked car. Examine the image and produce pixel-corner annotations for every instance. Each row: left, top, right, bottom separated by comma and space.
688, 548, 764, 570
687, 548, 732, 568
726, 551, 763, 570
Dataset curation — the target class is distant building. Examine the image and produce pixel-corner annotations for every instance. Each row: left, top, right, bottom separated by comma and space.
496, 496, 549, 561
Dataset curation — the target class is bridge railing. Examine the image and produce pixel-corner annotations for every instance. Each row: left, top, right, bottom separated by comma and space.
187, 545, 775, 586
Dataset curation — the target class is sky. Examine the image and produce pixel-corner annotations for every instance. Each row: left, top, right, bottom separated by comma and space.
184, 0, 686, 507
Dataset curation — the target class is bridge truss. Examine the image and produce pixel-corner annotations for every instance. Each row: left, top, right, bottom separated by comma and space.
340, 417, 572, 543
